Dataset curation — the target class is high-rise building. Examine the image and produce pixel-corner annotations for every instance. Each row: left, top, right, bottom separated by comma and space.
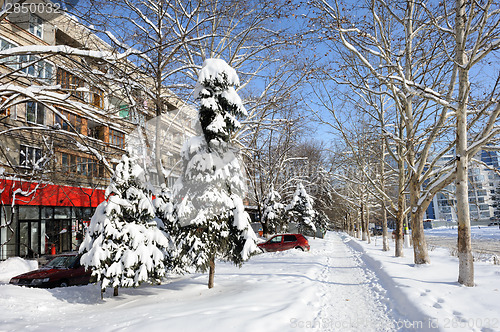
425, 151, 500, 226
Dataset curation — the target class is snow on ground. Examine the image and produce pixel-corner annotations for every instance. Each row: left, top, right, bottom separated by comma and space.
424, 225, 500, 257
0, 257, 38, 283
357, 233, 500, 332
0, 232, 499, 332
425, 225, 500, 241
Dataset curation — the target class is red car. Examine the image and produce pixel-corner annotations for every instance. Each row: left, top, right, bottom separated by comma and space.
258, 234, 310, 252
9, 253, 92, 288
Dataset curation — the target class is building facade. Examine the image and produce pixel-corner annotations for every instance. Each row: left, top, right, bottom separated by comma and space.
0, 2, 196, 259
425, 151, 500, 226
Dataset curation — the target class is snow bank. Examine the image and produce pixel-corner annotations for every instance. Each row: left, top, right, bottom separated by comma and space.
350, 234, 500, 332
425, 225, 500, 241
0, 257, 38, 283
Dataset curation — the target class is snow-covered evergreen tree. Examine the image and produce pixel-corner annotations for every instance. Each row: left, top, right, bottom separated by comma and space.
287, 183, 317, 235
79, 155, 171, 296
153, 183, 181, 271
173, 58, 258, 288
262, 185, 285, 234
312, 209, 329, 236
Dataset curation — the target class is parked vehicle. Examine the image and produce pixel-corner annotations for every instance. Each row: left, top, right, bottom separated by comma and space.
488, 221, 499, 226
258, 234, 310, 252
9, 253, 91, 288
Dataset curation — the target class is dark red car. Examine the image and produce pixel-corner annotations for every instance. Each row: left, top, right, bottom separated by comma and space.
9, 253, 92, 288
258, 234, 310, 252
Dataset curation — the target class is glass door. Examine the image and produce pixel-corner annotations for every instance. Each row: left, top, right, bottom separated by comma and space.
18, 220, 39, 258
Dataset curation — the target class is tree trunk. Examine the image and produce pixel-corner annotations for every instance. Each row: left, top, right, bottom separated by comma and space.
366, 204, 371, 244
379, 136, 389, 251
395, 192, 405, 257
409, 177, 430, 264
155, 112, 166, 186
395, 140, 405, 257
455, 0, 474, 287
349, 212, 354, 236
208, 256, 215, 289
381, 202, 389, 251
355, 211, 361, 238
361, 203, 367, 241
113, 286, 118, 296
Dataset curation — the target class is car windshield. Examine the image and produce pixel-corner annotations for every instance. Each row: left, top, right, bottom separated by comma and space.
44, 255, 78, 268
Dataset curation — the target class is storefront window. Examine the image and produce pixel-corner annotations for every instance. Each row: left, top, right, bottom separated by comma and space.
41, 220, 47, 255
18, 206, 38, 220
42, 207, 53, 219
54, 207, 71, 219
0, 206, 15, 260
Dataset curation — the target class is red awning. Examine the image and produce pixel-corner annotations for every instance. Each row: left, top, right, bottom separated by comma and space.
0, 179, 105, 208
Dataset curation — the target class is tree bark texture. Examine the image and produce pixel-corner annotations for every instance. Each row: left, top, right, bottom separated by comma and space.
208, 256, 215, 289
455, 0, 474, 287
366, 204, 371, 244
409, 177, 430, 264
395, 193, 405, 258
380, 138, 389, 251
381, 202, 389, 251
361, 203, 367, 241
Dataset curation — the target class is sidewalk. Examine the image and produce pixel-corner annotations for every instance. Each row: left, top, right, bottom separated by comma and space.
345, 233, 500, 332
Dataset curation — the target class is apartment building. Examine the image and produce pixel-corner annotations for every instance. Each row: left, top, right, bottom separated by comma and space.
0, 2, 197, 259
425, 151, 500, 226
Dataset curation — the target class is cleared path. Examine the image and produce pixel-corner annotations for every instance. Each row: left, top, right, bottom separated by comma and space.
309, 232, 436, 332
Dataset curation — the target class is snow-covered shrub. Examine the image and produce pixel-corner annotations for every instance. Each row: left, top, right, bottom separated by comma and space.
79, 155, 172, 293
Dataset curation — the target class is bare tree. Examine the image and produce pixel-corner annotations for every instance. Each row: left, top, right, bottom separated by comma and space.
309, 0, 500, 285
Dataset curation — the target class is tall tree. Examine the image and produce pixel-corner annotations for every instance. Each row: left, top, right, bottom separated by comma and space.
446, 0, 500, 286
173, 58, 258, 289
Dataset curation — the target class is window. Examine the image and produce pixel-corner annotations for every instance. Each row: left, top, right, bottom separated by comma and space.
110, 96, 129, 118
1, 97, 11, 118
61, 152, 69, 172
57, 68, 84, 99
26, 102, 44, 125
19, 55, 53, 82
270, 236, 282, 244
38, 60, 53, 82
440, 206, 452, 213
60, 152, 102, 177
20, 145, 42, 168
284, 235, 297, 242
119, 104, 130, 119
477, 190, 487, 197
88, 125, 104, 140
90, 87, 103, 109
29, 13, 43, 38
0, 37, 17, 69
479, 204, 490, 211
54, 109, 82, 134
110, 129, 125, 149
